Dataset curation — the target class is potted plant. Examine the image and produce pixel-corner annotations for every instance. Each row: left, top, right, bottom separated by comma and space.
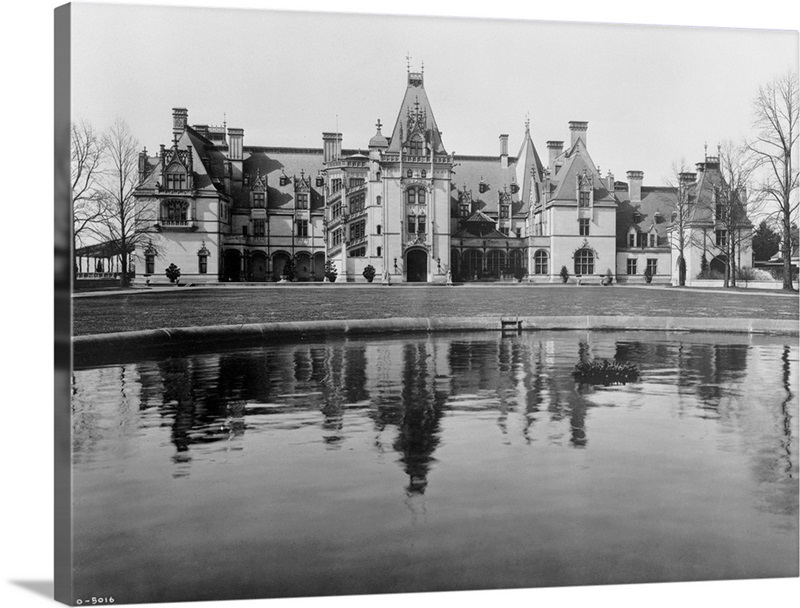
559, 265, 570, 283
643, 265, 653, 284
165, 263, 181, 286
362, 264, 376, 283
324, 259, 338, 283
513, 266, 526, 283
282, 258, 297, 282
603, 268, 614, 286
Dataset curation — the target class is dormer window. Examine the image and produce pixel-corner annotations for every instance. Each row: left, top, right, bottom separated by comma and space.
165, 170, 187, 191
579, 191, 590, 208
460, 203, 470, 218
500, 205, 509, 219
253, 192, 266, 209
648, 233, 656, 247
633, 211, 642, 223
628, 228, 636, 248
296, 192, 309, 209
409, 136, 424, 156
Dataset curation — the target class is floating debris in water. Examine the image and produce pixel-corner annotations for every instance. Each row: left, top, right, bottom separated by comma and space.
573, 359, 640, 385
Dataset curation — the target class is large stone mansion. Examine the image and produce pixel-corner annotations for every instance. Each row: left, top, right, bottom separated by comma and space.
130, 67, 751, 285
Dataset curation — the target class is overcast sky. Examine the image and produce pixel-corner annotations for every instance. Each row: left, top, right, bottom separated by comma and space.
70, 1, 798, 185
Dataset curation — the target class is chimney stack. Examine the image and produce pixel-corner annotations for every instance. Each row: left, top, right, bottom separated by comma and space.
627, 170, 644, 203
322, 132, 343, 164
679, 172, 697, 186
227, 127, 244, 161
606, 170, 615, 192
499, 134, 509, 169
172, 107, 188, 139
569, 121, 588, 148
547, 140, 564, 174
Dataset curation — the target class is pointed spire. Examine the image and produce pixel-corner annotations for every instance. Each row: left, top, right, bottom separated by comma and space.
525, 112, 530, 134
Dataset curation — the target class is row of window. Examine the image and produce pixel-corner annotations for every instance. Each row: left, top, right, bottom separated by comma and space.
628, 232, 657, 248
241, 219, 310, 238
626, 259, 658, 275
406, 188, 427, 205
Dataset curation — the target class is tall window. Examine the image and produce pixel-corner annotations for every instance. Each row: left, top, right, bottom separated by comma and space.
579, 191, 590, 208
332, 228, 343, 247
296, 219, 309, 237
198, 253, 208, 274
376, 225, 382, 235
716, 229, 728, 247
628, 231, 636, 247
637, 233, 647, 248
331, 201, 343, 220
534, 250, 548, 275
161, 200, 188, 223
574, 249, 594, 275
253, 219, 266, 236
500, 205, 509, 219
627, 259, 637, 275
377, 246, 382, 256
296, 192, 309, 209
648, 233, 656, 247
145, 253, 155, 274
646, 259, 658, 276
460, 203, 470, 218
407, 189, 416, 204
417, 189, 426, 204
350, 220, 366, 242
331, 178, 342, 193
579, 218, 590, 236
253, 192, 266, 208
350, 194, 365, 214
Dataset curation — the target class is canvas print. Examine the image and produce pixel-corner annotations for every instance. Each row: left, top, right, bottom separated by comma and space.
55, 2, 799, 606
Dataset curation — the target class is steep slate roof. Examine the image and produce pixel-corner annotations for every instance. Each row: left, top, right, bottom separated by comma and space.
686, 164, 723, 224
243, 148, 326, 210
452, 210, 507, 238
514, 124, 545, 206
386, 72, 447, 155
615, 184, 676, 248
549, 138, 613, 202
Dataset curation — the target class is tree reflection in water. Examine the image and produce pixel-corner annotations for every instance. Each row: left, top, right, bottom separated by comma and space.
73, 332, 797, 503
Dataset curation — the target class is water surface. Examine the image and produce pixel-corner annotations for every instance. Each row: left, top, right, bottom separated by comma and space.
71, 331, 799, 604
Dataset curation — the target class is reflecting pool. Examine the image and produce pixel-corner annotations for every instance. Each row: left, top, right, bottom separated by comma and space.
71, 331, 799, 604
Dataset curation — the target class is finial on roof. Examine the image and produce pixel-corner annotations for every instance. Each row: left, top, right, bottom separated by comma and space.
525, 112, 530, 133
406, 53, 411, 72
717, 143, 721, 157
421, 59, 424, 74
300, 169, 305, 179
704, 141, 708, 160
376, 118, 382, 131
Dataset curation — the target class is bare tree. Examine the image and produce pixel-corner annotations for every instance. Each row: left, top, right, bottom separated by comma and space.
71, 120, 105, 250
95, 119, 151, 287
716, 141, 759, 288
665, 158, 702, 286
751, 72, 799, 290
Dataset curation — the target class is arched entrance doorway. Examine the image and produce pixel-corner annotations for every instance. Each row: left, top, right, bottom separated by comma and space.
312, 253, 325, 281
250, 251, 267, 282
295, 252, 312, 281
223, 249, 242, 282
406, 249, 428, 282
710, 255, 727, 275
272, 251, 291, 280
486, 250, 506, 279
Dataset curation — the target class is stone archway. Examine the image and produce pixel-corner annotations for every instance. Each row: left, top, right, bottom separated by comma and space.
223, 249, 242, 282
272, 251, 291, 280
406, 249, 428, 283
295, 252, 312, 281
250, 251, 268, 282
312, 253, 325, 281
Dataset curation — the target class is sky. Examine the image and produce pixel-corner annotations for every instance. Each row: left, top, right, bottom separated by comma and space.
69, 1, 798, 185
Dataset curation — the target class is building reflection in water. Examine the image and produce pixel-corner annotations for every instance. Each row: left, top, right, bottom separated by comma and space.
72, 332, 797, 500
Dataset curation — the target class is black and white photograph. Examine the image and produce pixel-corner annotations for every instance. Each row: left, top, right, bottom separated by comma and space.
4, 1, 800, 608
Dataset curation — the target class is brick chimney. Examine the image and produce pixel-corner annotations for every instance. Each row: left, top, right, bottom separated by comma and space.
499, 134, 509, 169
627, 170, 644, 203
227, 127, 244, 161
322, 132, 342, 164
569, 121, 588, 148
547, 140, 564, 174
172, 107, 188, 139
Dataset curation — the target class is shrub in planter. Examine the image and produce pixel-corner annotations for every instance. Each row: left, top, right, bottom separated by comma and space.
165, 263, 181, 285
362, 264, 376, 283
559, 265, 570, 283
513, 266, 526, 282
282, 258, 297, 282
643, 265, 653, 283
324, 259, 338, 283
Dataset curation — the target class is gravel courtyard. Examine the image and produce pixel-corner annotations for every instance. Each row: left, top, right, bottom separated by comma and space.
72, 284, 799, 336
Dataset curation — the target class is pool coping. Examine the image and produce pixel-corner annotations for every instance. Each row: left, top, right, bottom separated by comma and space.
72, 315, 798, 365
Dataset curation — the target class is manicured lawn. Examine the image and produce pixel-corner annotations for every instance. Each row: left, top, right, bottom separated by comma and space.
71, 284, 799, 336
